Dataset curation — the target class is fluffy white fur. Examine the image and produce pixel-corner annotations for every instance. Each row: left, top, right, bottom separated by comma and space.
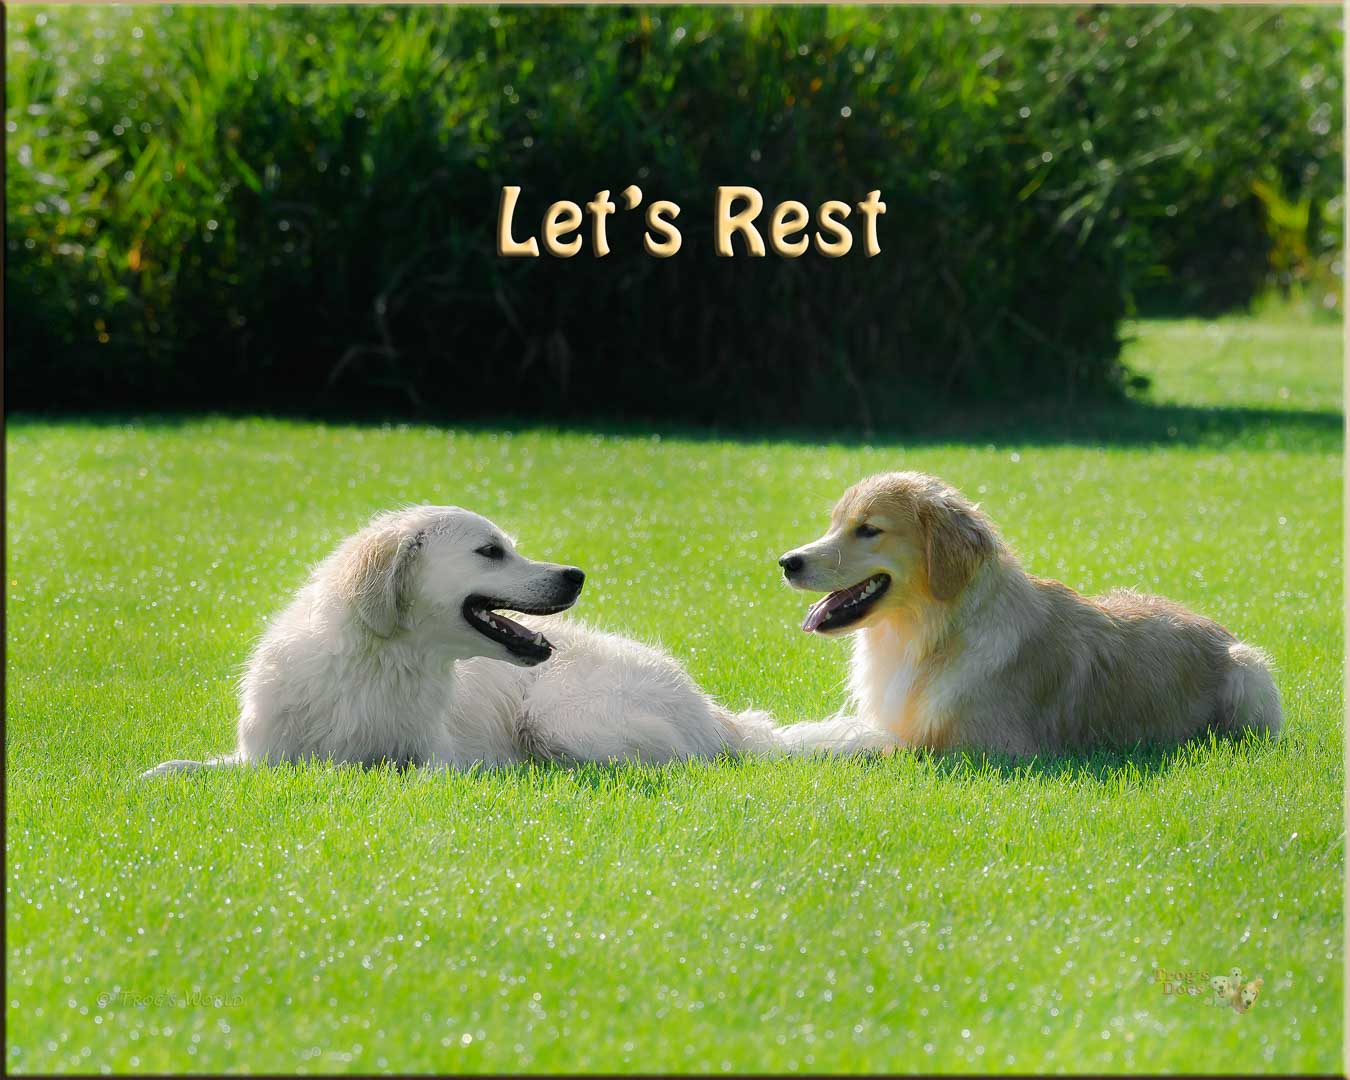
141, 505, 790, 777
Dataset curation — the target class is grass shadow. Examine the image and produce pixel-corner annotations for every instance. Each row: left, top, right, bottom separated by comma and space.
918, 729, 1280, 787
509, 755, 743, 797
415, 731, 1279, 796
6, 397, 1343, 451
126, 731, 1282, 795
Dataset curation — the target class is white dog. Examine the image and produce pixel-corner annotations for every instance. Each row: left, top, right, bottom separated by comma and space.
142, 505, 790, 776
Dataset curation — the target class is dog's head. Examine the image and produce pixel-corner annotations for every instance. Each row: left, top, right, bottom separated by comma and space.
779, 472, 998, 635
331, 505, 584, 666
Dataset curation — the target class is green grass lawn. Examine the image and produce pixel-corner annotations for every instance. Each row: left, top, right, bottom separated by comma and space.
6, 313, 1344, 1074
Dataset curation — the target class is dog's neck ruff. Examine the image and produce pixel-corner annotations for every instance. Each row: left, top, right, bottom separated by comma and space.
848, 558, 1012, 748
314, 606, 466, 764
849, 605, 943, 746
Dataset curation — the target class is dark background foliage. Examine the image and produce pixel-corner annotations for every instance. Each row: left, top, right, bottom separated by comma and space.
5, 5, 1342, 425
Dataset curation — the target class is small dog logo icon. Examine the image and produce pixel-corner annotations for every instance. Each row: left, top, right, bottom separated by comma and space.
1207, 967, 1263, 1013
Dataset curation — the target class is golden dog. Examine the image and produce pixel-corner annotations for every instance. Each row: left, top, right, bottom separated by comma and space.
779, 471, 1281, 755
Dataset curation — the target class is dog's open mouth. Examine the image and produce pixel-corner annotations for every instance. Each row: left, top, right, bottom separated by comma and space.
802, 573, 891, 633
462, 595, 576, 664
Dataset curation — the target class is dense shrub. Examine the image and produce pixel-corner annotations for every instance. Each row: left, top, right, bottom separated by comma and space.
5, 6, 1341, 424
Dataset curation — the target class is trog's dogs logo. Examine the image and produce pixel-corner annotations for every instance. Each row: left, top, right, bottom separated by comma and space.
1154, 966, 1264, 1014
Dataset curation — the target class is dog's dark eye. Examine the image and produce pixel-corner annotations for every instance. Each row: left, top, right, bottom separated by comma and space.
475, 543, 505, 560
855, 523, 882, 539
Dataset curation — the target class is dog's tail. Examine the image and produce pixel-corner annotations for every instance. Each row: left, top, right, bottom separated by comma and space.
716, 709, 898, 757
139, 751, 243, 780
1219, 642, 1282, 739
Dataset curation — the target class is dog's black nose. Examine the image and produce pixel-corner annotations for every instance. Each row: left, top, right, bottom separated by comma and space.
561, 567, 585, 588
779, 554, 804, 576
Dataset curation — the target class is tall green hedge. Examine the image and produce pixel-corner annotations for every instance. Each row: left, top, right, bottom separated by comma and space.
5, 6, 1341, 424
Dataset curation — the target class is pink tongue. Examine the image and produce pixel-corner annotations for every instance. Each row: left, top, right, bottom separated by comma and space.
802, 582, 866, 632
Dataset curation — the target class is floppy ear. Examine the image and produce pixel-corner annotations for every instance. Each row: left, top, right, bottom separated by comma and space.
344, 528, 424, 637
919, 494, 996, 602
